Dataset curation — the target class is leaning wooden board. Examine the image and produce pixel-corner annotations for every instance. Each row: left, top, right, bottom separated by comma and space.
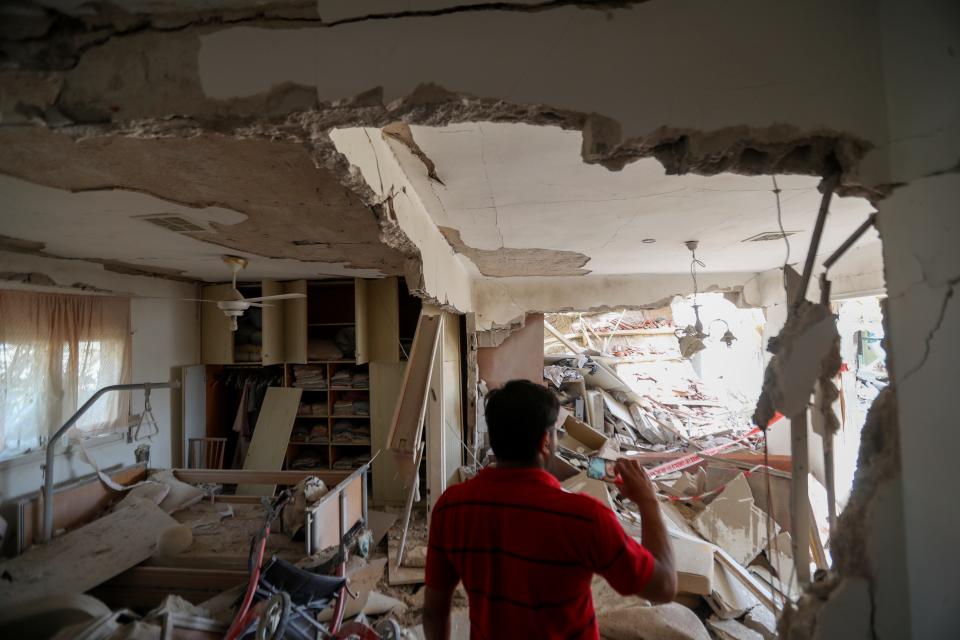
0, 498, 177, 607
236, 386, 303, 496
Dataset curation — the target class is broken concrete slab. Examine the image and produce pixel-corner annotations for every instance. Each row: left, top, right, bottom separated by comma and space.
707, 616, 764, 640
708, 556, 760, 620
669, 533, 715, 596
692, 473, 768, 566
0, 498, 177, 607
597, 603, 711, 640
743, 605, 777, 640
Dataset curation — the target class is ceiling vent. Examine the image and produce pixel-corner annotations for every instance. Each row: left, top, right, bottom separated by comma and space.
139, 215, 205, 233
741, 230, 798, 243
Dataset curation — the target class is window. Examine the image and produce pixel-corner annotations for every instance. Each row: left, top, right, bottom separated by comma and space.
0, 290, 131, 460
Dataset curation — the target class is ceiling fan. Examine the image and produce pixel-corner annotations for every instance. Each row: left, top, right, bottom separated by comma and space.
201, 255, 306, 331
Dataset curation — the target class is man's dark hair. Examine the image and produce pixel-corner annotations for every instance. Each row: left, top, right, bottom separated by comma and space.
485, 379, 560, 463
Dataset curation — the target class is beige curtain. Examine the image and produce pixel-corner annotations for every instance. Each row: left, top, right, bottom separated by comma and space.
0, 290, 131, 457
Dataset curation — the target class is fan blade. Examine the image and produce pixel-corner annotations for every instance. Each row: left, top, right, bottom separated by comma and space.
244, 293, 307, 303
246, 302, 274, 308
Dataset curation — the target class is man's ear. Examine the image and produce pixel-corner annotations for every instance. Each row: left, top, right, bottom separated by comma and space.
539, 430, 552, 458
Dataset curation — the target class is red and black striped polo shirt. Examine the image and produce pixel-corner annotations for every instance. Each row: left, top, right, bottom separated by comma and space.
425, 467, 655, 639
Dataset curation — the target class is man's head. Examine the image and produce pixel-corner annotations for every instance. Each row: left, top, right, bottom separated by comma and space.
485, 379, 560, 467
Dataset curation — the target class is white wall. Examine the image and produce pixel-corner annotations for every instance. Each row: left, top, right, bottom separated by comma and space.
0, 250, 200, 503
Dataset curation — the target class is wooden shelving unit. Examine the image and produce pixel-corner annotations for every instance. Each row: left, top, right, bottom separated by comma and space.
190, 276, 423, 476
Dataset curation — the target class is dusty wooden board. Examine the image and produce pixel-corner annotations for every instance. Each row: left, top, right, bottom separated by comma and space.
307, 471, 364, 554
368, 510, 398, 547
174, 468, 349, 486
0, 499, 177, 607
237, 386, 303, 496
371, 362, 408, 504
93, 566, 247, 608
386, 314, 441, 456
387, 535, 425, 585
16, 464, 148, 553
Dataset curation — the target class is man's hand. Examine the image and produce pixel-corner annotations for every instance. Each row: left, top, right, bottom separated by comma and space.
614, 457, 677, 603
615, 458, 658, 507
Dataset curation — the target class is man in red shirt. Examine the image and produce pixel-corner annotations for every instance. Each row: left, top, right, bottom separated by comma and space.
423, 379, 677, 639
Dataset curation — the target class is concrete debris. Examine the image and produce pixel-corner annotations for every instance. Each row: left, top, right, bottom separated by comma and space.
692, 474, 769, 566
754, 302, 838, 427
706, 616, 765, 640
743, 605, 778, 640
597, 603, 711, 640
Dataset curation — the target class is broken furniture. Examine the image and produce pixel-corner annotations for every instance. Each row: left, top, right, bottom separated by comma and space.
42, 380, 181, 542
6, 463, 371, 612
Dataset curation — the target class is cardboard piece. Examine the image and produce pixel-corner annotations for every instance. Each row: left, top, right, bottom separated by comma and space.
560, 413, 608, 452
0, 499, 177, 607
237, 387, 303, 496
317, 558, 387, 621
561, 471, 613, 509
693, 474, 768, 566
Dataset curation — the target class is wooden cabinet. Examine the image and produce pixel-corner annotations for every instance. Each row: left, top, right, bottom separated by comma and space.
200, 280, 285, 365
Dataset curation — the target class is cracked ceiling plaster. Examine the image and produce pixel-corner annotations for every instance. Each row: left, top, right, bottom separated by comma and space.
406, 121, 880, 277
0, 127, 405, 281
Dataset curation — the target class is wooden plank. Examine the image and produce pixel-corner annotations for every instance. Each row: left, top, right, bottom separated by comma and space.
261, 279, 284, 365
386, 314, 441, 456
200, 284, 235, 364
354, 278, 369, 365
236, 387, 303, 496
307, 472, 364, 553
94, 566, 247, 608
16, 464, 148, 553
366, 276, 401, 363
283, 280, 308, 363
0, 499, 177, 606
371, 362, 408, 504
173, 468, 349, 486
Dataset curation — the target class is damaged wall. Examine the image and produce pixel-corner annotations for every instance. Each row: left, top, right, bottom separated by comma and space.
473, 272, 758, 330
0, 250, 200, 502
476, 313, 545, 390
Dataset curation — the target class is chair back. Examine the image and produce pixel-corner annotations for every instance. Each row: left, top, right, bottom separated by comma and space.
189, 437, 227, 469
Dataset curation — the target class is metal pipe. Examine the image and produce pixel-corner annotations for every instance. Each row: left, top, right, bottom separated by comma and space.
794, 174, 839, 308
823, 213, 877, 271
42, 381, 180, 542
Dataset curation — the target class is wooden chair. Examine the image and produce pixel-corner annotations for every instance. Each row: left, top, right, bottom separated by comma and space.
189, 437, 227, 469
